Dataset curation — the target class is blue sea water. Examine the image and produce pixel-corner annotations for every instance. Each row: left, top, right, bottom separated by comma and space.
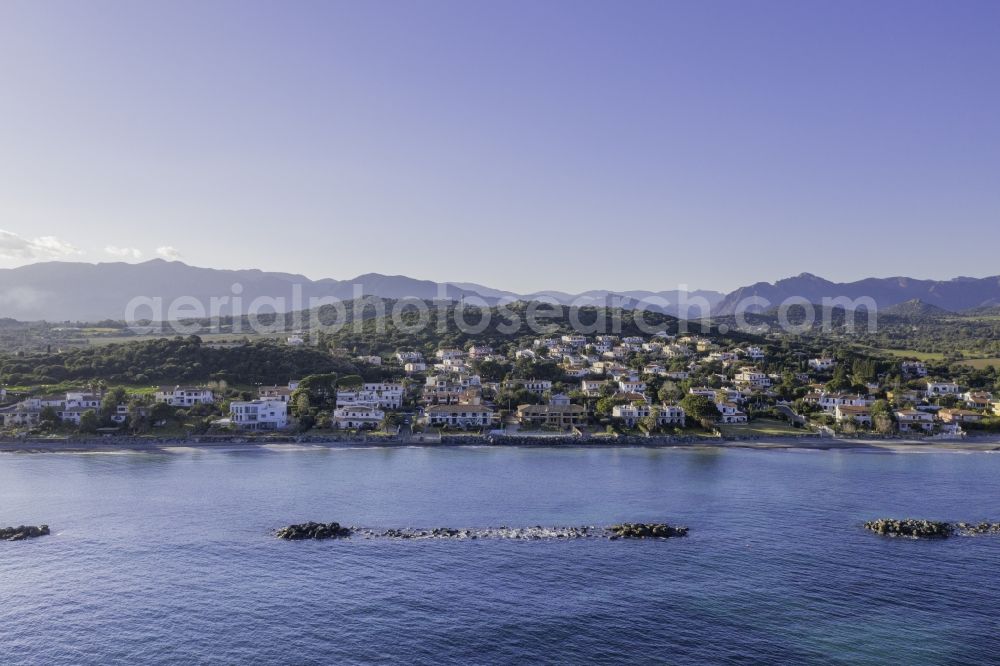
1, 445, 999, 665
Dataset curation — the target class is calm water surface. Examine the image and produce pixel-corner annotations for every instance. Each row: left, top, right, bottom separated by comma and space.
1, 445, 999, 664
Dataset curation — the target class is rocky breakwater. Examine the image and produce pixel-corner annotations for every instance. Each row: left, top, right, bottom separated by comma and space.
608, 523, 689, 539
1, 525, 50, 541
354, 526, 601, 540
864, 518, 953, 539
955, 522, 1000, 535
275, 522, 352, 540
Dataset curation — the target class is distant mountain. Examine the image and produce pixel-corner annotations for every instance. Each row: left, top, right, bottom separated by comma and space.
0, 260, 479, 322
0, 260, 721, 322
3, 260, 998, 323
713, 273, 1000, 316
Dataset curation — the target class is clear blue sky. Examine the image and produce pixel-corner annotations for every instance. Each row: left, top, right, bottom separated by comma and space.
0, 0, 998, 293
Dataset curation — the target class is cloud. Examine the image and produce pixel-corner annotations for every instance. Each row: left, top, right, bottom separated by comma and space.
0, 229, 82, 260
105, 245, 143, 259
155, 246, 182, 260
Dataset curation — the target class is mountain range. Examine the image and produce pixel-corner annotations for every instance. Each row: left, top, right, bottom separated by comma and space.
712, 272, 1000, 316
0, 260, 998, 322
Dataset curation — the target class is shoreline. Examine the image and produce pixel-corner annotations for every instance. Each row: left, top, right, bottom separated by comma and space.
2, 433, 999, 455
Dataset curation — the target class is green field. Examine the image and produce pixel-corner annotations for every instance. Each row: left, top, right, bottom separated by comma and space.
718, 418, 806, 437
855, 346, 946, 361
956, 358, 1000, 370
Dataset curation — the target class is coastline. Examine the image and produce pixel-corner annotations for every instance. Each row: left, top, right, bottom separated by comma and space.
2, 432, 999, 454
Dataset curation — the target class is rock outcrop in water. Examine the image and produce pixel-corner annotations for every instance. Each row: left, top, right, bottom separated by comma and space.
276, 523, 690, 540
1, 525, 50, 541
608, 523, 689, 539
955, 522, 1000, 535
275, 522, 352, 540
864, 519, 953, 538
356, 526, 600, 540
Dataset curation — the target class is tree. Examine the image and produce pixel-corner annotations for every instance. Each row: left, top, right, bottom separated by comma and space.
99, 387, 127, 423
297, 373, 338, 410
680, 394, 718, 429
827, 365, 851, 391
39, 406, 60, 428
595, 395, 628, 417
657, 382, 682, 403
78, 410, 99, 434
639, 414, 659, 434
291, 390, 312, 417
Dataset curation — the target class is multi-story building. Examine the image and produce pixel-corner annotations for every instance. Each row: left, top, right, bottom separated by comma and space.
422, 404, 495, 428
333, 405, 385, 429
230, 399, 288, 430
155, 386, 215, 407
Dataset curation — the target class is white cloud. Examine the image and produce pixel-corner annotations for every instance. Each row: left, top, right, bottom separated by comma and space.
105, 245, 143, 259
0, 229, 82, 260
155, 246, 182, 260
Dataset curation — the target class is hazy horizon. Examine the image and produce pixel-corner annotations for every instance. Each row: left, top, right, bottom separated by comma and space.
2, 1, 998, 293
2, 256, 1000, 298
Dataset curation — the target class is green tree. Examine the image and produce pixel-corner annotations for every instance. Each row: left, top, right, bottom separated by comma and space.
39, 406, 60, 428
78, 410, 100, 434
680, 394, 718, 429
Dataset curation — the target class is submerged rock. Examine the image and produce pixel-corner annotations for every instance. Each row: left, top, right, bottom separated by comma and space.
955, 522, 1000, 535
863, 518, 953, 539
275, 522, 352, 540
607, 523, 689, 539
275, 523, 691, 541
0, 525, 50, 541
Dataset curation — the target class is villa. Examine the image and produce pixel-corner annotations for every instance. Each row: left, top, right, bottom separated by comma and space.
230, 399, 288, 431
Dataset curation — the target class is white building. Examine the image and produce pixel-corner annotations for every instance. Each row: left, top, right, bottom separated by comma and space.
561, 335, 587, 347
895, 409, 934, 432
508, 379, 552, 395
735, 369, 771, 388
337, 383, 404, 410
404, 362, 428, 374
618, 379, 647, 394
581, 380, 609, 397
612, 403, 685, 427
422, 404, 495, 428
808, 358, 836, 371
806, 392, 871, 412
715, 402, 748, 424
688, 387, 718, 401
925, 381, 961, 397
155, 386, 215, 407
259, 385, 295, 403
901, 361, 928, 377
65, 392, 101, 410
835, 405, 872, 426
230, 399, 288, 431
333, 405, 385, 429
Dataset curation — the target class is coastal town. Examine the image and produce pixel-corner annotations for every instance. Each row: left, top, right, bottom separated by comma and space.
2, 330, 998, 441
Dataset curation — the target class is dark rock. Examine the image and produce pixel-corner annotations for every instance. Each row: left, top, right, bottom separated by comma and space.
0, 524, 50, 541
275, 522, 352, 540
955, 521, 1000, 535
863, 518, 953, 539
608, 522, 689, 539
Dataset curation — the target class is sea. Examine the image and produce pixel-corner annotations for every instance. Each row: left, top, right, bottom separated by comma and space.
1, 445, 998, 664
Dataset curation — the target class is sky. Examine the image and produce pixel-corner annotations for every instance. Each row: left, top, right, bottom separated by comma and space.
0, 0, 998, 294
